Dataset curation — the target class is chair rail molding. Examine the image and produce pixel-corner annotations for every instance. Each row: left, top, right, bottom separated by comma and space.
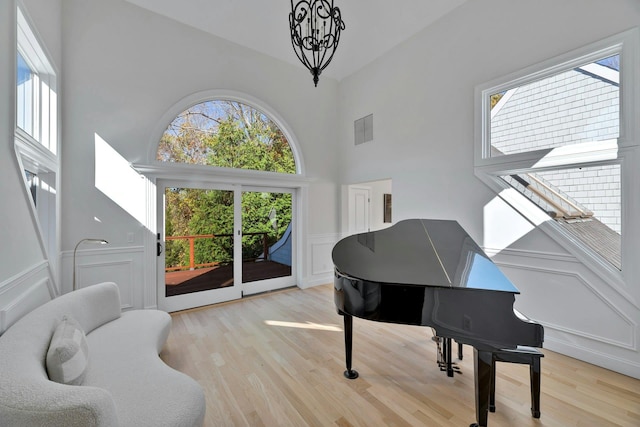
0, 260, 55, 334
490, 247, 639, 379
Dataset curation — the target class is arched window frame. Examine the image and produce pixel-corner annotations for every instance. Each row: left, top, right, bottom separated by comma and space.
144, 90, 306, 178
133, 90, 310, 308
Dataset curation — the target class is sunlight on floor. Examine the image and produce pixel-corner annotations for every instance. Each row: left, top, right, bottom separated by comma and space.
264, 320, 342, 331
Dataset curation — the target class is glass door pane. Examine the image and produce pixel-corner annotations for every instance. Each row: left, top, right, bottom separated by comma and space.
165, 187, 234, 295
158, 184, 241, 312
241, 190, 293, 293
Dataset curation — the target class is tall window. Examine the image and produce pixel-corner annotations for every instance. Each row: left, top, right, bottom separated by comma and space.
15, 7, 59, 273
17, 51, 36, 137
475, 30, 638, 276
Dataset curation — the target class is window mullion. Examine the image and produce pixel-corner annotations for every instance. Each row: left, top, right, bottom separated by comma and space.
32, 72, 40, 142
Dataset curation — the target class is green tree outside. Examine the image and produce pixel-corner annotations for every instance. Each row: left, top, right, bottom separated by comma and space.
159, 100, 295, 270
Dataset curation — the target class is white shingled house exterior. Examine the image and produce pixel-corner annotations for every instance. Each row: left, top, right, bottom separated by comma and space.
489, 57, 621, 269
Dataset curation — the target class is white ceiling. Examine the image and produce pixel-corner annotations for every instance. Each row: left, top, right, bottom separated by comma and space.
125, 0, 468, 82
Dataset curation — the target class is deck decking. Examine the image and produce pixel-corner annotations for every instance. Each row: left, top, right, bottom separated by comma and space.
165, 261, 291, 296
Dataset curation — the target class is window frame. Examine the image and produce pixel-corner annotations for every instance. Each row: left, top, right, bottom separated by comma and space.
14, 5, 60, 284
16, 7, 57, 153
474, 28, 640, 288
156, 98, 298, 175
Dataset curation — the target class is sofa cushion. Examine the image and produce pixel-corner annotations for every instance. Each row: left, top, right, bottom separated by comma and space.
85, 310, 206, 427
46, 315, 90, 385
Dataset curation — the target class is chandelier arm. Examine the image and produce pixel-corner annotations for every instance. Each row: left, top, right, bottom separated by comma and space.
317, 5, 343, 72
289, 14, 314, 71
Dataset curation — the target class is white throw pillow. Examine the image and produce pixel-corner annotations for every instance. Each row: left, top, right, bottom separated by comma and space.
46, 315, 89, 385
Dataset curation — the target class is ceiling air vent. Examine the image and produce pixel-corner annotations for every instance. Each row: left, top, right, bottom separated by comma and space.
354, 114, 373, 145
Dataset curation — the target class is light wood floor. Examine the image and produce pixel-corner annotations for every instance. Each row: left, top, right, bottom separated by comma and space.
160, 284, 640, 427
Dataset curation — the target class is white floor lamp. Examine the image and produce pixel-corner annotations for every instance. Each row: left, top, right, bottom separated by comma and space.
73, 238, 108, 291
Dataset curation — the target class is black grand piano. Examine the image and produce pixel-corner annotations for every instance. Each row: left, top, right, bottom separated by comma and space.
332, 219, 543, 427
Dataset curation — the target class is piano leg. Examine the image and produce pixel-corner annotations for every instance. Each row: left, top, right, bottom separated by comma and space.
471, 348, 492, 427
342, 314, 359, 379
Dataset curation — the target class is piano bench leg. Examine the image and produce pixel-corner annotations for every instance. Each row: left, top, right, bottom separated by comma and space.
490, 347, 544, 418
530, 356, 541, 418
489, 358, 496, 413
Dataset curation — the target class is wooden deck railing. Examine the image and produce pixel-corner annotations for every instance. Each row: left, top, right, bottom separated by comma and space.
165, 232, 269, 272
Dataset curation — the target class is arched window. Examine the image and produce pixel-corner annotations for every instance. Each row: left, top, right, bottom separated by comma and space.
157, 100, 296, 174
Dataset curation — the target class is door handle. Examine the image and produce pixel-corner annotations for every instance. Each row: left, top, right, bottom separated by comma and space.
156, 233, 163, 256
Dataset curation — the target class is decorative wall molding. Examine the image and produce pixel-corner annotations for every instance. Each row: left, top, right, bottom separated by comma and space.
541, 317, 635, 351
302, 233, 340, 288
76, 260, 135, 310
544, 336, 640, 380
0, 260, 51, 294
61, 245, 145, 310
0, 261, 54, 334
484, 246, 578, 264
489, 246, 639, 379
491, 247, 638, 308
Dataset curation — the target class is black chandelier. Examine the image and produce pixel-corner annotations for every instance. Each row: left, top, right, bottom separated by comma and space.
289, 0, 345, 87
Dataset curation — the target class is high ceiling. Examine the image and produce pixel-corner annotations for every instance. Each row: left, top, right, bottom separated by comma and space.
125, 0, 468, 82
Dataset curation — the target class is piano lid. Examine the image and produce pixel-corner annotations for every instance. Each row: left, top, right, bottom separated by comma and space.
332, 219, 519, 293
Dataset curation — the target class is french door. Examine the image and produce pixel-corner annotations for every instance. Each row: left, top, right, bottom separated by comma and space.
157, 180, 295, 312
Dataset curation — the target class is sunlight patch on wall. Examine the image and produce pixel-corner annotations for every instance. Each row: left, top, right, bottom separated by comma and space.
94, 133, 148, 227
483, 189, 549, 254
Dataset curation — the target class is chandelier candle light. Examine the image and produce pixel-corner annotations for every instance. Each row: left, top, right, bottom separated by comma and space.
289, 0, 345, 87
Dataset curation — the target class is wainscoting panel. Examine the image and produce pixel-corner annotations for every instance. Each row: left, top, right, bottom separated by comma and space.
62, 246, 145, 310
76, 260, 135, 309
304, 233, 340, 288
512, 267, 633, 348
490, 247, 640, 379
0, 261, 55, 334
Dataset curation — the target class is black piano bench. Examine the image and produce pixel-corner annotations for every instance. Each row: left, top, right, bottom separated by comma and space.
490, 346, 544, 418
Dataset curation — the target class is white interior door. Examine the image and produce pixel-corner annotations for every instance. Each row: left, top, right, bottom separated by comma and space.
348, 186, 370, 235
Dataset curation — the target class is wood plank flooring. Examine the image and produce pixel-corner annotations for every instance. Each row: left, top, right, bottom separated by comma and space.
160, 284, 640, 427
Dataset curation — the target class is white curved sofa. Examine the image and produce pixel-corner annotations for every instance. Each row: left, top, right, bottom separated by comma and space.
0, 282, 205, 426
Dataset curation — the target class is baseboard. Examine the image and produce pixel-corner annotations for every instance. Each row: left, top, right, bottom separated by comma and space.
544, 337, 640, 380
300, 275, 333, 289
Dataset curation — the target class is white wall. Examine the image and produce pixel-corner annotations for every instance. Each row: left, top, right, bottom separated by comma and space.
0, 0, 62, 333
59, 0, 341, 300
337, 0, 640, 378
